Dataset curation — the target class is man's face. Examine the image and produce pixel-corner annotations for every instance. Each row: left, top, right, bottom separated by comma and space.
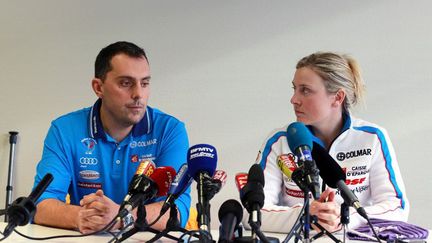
94, 53, 151, 128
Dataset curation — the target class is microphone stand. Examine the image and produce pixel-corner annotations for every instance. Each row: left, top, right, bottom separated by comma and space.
146, 203, 193, 243
234, 204, 279, 243
192, 173, 214, 243
115, 199, 179, 242
283, 185, 341, 243
4, 131, 18, 222
340, 203, 349, 243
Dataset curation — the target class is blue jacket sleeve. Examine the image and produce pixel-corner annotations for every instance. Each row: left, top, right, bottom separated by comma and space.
33, 122, 73, 204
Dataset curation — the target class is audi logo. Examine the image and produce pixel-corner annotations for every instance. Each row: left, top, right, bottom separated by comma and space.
80, 157, 99, 165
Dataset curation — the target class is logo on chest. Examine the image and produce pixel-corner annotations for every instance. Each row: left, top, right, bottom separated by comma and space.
129, 139, 158, 149
81, 138, 97, 155
79, 170, 100, 180
130, 154, 154, 163
79, 157, 98, 167
336, 148, 371, 161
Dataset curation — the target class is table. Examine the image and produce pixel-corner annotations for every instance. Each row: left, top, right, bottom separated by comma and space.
0, 222, 170, 242
0, 222, 429, 243
0, 222, 337, 243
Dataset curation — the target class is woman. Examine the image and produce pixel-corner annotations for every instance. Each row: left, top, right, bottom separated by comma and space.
254, 52, 409, 233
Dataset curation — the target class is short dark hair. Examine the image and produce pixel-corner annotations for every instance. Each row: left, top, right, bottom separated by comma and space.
94, 41, 148, 80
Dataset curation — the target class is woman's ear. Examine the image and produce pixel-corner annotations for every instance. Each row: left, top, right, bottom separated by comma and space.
92, 78, 103, 98
333, 89, 346, 107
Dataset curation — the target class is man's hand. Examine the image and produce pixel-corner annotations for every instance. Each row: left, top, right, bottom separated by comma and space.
310, 188, 341, 232
78, 189, 120, 234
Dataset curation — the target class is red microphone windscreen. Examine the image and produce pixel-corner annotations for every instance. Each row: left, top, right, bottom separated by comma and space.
235, 173, 248, 191
150, 166, 177, 196
213, 170, 227, 188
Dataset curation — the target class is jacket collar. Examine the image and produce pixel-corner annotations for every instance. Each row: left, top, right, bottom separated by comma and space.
307, 112, 351, 147
88, 99, 152, 139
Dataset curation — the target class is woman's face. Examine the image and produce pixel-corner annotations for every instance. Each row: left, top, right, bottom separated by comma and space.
290, 67, 340, 127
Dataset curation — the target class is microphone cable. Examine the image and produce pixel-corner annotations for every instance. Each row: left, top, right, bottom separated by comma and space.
0, 229, 6, 241
145, 203, 195, 243
179, 229, 200, 243
178, 229, 212, 243
143, 205, 166, 229
107, 220, 134, 243
248, 221, 271, 243
366, 217, 383, 243
280, 203, 383, 243
107, 202, 167, 243
2, 215, 119, 241
107, 204, 183, 243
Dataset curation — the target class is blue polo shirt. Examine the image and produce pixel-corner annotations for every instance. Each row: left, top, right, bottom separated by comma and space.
34, 99, 191, 226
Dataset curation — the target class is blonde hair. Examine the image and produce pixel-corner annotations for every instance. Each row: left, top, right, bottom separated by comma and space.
296, 52, 365, 113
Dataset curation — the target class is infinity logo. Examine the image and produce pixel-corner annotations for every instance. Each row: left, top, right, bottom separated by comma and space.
130, 141, 137, 148
80, 157, 98, 165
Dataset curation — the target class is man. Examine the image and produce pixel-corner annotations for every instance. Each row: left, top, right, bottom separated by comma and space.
32, 41, 190, 233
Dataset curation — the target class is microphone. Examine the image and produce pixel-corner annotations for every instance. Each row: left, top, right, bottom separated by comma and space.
3, 173, 53, 238
187, 144, 217, 235
150, 166, 177, 197
236, 167, 280, 243
118, 160, 157, 217
160, 163, 193, 216
239, 164, 282, 243
312, 142, 368, 219
234, 172, 248, 209
239, 164, 265, 224
118, 165, 175, 219
114, 166, 176, 243
286, 122, 321, 199
234, 173, 248, 192
277, 154, 309, 193
218, 199, 243, 243
213, 170, 227, 189
277, 154, 297, 179
187, 144, 217, 180
203, 170, 227, 201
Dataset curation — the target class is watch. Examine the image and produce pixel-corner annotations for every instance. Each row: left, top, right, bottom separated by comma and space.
121, 212, 134, 229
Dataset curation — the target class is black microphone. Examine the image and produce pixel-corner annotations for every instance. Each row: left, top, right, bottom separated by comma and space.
218, 199, 243, 243
312, 142, 368, 219
118, 160, 157, 217
240, 164, 265, 221
239, 164, 281, 243
240, 163, 265, 239
203, 170, 227, 201
3, 173, 53, 238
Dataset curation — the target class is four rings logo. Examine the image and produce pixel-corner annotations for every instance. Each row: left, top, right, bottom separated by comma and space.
80, 157, 98, 165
